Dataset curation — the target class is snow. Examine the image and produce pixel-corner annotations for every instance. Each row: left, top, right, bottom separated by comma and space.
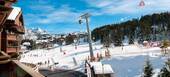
23, 29, 38, 40
103, 64, 114, 74
36, 40, 48, 44
90, 62, 103, 74
152, 69, 161, 77
23, 42, 31, 46
23, 28, 49, 40
7, 7, 21, 20
19, 42, 169, 77
90, 62, 114, 74
102, 55, 166, 77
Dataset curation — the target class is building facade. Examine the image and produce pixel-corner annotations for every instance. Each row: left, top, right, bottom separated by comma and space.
0, 3, 25, 57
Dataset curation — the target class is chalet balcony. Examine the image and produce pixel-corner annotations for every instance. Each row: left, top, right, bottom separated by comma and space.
7, 34, 17, 41
6, 47, 20, 53
0, 52, 44, 77
0, 60, 44, 77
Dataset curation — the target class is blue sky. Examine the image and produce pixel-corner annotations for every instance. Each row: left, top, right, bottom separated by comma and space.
15, 0, 170, 34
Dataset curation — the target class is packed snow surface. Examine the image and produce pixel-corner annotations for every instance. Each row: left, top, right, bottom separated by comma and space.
20, 43, 169, 77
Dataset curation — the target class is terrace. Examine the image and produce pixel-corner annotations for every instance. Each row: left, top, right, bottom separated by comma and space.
0, 51, 44, 77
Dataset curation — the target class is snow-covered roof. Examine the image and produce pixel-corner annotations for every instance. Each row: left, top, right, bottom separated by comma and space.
90, 62, 114, 74
7, 6, 21, 20
23, 42, 31, 46
102, 64, 114, 74
36, 40, 48, 44
143, 41, 148, 43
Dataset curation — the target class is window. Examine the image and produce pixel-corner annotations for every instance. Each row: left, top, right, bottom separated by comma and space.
8, 41, 18, 47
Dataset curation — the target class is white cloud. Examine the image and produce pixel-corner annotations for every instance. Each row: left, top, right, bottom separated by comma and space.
30, 5, 55, 12
89, 0, 113, 8
120, 17, 126, 22
24, 14, 41, 25
25, 5, 82, 25
25, 0, 170, 26
85, 0, 170, 15
39, 5, 81, 24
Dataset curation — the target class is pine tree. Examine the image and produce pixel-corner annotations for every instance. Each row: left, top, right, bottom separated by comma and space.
91, 12, 170, 45
158, 59, 170, 77
142, 59, 154, 77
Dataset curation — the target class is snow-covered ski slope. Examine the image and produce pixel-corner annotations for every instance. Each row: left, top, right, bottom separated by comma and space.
20, 43, 169, 77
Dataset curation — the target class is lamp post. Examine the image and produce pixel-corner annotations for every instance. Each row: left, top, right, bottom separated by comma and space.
79, 13, 94, 60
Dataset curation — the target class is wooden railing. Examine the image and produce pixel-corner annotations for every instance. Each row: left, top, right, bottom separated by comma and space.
6, 47, 20, 53
12, 60, 44, 77
7, 34, 17, 41
0, 51, 44, 77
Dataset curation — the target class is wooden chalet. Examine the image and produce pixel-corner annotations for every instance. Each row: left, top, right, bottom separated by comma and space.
0, 3, 25, 56
0, 1, 45, 77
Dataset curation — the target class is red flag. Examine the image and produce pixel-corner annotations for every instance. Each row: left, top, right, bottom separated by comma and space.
139, 0, 145, 7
